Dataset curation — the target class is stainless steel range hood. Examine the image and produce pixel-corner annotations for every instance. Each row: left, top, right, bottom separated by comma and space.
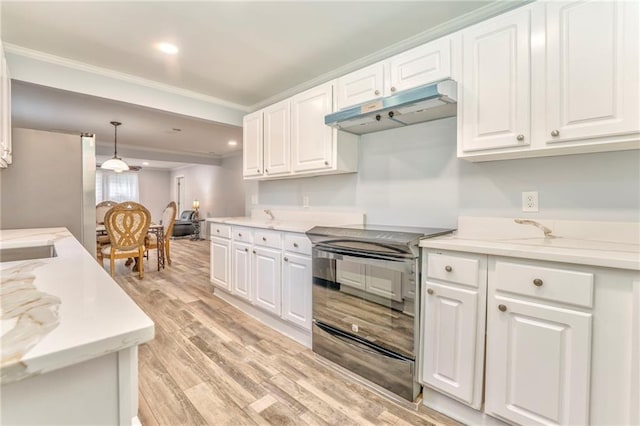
325, 79, 457, 135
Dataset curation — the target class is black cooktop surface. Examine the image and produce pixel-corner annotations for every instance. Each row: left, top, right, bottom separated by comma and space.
306, 224, 454, 245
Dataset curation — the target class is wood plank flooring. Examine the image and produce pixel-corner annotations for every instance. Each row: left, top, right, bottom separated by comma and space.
109, 239, 461, 426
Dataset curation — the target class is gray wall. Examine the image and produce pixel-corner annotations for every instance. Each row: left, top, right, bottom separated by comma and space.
253, 118, 640, 228
170, 154, 245, 219
0, 128, 84, 238
138, 169, 171, 223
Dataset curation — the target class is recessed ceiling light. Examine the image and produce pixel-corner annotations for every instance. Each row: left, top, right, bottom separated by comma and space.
228, 140, 238, 146
157, 42, 178, 55
142, 161, 150, 166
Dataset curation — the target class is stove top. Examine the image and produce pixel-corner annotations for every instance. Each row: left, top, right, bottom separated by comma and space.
306, 224, 455, 246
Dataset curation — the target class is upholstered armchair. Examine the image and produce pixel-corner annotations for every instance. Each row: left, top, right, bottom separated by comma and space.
172, 210, 196, 237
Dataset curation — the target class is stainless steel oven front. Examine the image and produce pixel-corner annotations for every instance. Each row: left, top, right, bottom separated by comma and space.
311, 241, 421, 401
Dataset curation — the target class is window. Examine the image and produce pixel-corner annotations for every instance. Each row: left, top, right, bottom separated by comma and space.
96, 170, 139, 203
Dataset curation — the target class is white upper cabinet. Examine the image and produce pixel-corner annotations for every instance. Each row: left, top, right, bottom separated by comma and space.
0, 43, 12, 169
291, 82, 335, 172
242, 111, 263, 178
337, 37, 453, 110
460, 6, 531, 153
386, 37, 452, 95
543, 0, 639, 145
263, 99, 291, 177
336, 62, 384, 110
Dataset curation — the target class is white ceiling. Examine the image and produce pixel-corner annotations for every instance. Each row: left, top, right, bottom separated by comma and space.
3, 1, 524, 167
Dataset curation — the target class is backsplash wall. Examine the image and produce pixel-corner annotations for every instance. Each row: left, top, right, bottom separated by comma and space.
250, 118, 640, 228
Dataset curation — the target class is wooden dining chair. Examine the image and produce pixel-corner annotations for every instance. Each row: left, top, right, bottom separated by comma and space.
96, 200, 118, 262
102, 201, 151, 279
146, 201, 177, 265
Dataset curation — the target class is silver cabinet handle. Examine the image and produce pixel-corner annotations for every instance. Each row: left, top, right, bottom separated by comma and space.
517, 134, 525, 141
374, 89, 380, 95
244, 248, 248, 252
498, 304, 507, 312
427, 288, 434, 295
324, 161, 329, 166
238, 233, 242, 237
445, 265, 452, 272
551, 130, 560, 137
216, 229, 220, 233
390, 86, 396, 92
252, 250, 256, 254
533, 278, 543, 287
284, 257, 288, 262
293, 242, 299, 248
262, 237, 267, 242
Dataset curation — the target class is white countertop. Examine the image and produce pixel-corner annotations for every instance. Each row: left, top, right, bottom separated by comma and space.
0, 228, 154, 384
207, 208, 365, 233
420, 217, 640, 271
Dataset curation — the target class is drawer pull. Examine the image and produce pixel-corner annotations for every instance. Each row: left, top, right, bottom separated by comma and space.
445, 265, 452, 272
293, 242, 299, 248
284, 257, 289, 262
498, 304, 507, 312
244, 248, 248, 252
238, 233, 242, 237
533, 278, 544, 287
252, 250, 256, 254
262, 237, 267, 242
216, 229, 220, 233
427, 288, 434, 295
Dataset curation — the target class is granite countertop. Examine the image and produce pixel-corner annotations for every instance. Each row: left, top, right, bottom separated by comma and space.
0, 228, 154, 384
419, 217, 640, 271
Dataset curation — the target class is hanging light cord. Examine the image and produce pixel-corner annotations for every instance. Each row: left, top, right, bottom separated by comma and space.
111, 121, 121, 158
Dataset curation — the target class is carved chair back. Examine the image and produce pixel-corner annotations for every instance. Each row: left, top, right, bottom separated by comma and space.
104, 202, 151, 251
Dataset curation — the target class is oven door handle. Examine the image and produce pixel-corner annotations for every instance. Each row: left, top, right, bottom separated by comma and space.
314, 321, 408, 361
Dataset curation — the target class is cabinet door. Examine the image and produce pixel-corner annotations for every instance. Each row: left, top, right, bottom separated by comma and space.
242, 111, 263, 178
422, 282, 479, 405
252, 246, 282, 315
365, 265, 402, 303
336, 260, 366, 290
336, 62, 384, 110
210, 237, 231, 291
485, 295, 592, 425
263, 100, 291, 177
461, 8, 531, 152
231, 241, 252, 302
387, 37, 451, 95
545, 1, 639, 144
291, 82, 335, 172
281, 253, 312, 330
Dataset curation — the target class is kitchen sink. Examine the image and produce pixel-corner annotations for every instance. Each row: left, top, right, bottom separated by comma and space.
0, 244, 57, 262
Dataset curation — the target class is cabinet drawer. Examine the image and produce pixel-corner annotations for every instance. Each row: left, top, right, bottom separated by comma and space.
254, 229, 282, 249
428, 253, 479, 287
210, 223, 231, 239
284, 233, 311, 255
494, 260, 594, 308
232, 226, 253, 243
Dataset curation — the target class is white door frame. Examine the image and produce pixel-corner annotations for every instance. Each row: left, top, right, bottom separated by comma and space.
175, 175, 185, 213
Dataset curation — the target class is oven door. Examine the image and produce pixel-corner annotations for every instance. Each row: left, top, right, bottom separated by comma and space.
312, 245, 418, 359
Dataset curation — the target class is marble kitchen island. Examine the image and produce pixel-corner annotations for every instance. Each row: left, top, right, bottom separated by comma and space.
0, 227, 154, 425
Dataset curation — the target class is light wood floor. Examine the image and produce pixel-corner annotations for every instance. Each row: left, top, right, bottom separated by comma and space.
110, 239, 461, 426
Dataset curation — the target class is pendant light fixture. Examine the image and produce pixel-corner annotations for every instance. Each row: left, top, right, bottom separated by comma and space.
101, 121, 129, 173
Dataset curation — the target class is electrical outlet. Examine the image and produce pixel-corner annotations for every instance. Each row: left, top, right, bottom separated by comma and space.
522, 191, 539, 212
251, 194, 258, 205
302, 195, 309, 208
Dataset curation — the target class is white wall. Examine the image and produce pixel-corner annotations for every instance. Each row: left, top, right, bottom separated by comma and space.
251, 118, 640, 228
138, 169, 171, 223
170, 154, 245, 219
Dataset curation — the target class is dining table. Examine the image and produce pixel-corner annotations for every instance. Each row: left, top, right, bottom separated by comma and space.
96, 223, 165, 271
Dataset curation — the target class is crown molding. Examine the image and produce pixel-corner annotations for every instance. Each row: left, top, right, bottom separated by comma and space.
249, 0, 532, 111
4, 43, 251, 113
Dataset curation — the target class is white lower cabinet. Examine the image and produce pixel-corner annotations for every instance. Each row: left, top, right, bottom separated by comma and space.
421, 251, 487, 409
281, 253, 312, 330
485, 294, 592, 425
209, 222, 313, 345
252, 246, 282, 315
231, 241, 252, 302
210, 236, 231, 291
